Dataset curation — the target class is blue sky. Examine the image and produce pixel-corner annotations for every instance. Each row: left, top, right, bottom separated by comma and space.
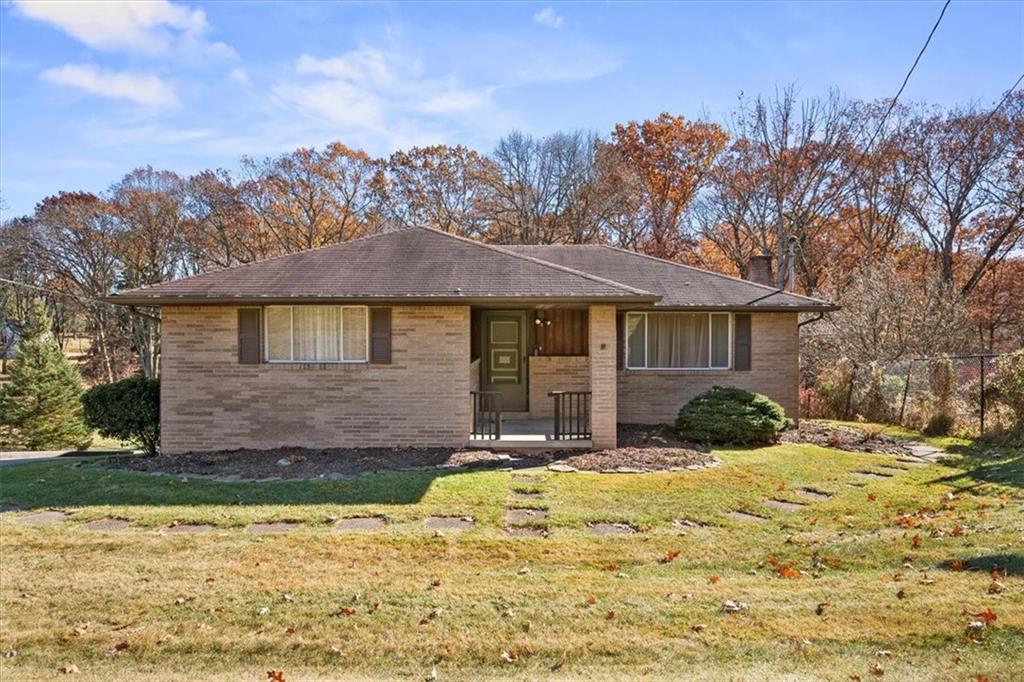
1, 0, 1021, 218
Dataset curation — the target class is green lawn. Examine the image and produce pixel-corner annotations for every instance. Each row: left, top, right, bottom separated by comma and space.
0, 438, 1021, 680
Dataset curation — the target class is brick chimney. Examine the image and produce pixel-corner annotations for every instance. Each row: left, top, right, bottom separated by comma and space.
745, 254, 773, 287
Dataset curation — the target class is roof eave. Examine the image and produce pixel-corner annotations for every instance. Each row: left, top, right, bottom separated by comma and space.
104, 293, 662, 307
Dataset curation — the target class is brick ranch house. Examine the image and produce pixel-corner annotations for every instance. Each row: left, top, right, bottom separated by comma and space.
107, 227, 836, 454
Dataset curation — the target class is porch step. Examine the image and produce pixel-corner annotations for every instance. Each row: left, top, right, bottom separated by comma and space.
468, 438, 592, 451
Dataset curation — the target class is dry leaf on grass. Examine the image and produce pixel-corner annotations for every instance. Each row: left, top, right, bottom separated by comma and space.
659, 550, 681, 563
816, 602, 830, 616
708, 575, 721, 584
500, 650, 518, 663
267, 671, 286, 682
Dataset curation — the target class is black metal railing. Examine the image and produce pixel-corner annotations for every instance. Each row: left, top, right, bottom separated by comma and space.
471, 391, 502, 439
550, 390, 591, 440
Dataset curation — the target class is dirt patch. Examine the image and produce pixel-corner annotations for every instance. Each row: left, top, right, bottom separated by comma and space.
335, 516, 386, 533
781, 421, 920, 456
587, 522, 638, 536
82, 518, 129, 531
551, 447, 717, 473
100, 447, 519, 480
163, 523, 215, 534
16, 511, 69, 525
424, 516, 474, 531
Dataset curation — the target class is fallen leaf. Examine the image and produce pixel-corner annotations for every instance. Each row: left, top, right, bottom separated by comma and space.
708, 575, 721, 584
585, 595, 597, 605
691, 623, 707, 632
949, 560, 964, 571
430, 579, 442, 588
966, 608, 997, 624
605, 610, 615, 620
911, 534, 922, 548
988, 581, 1004, 594
336, 607, 357, 617
113, 641, 129, 652
868, 493, 877, 502
500, 650, 518, 663
58, 665, 80, 675
660, 550, 681, 563
869, 663, 884, 676
267, 672, 285, 682
896, 589, 906, 600
816, 602, 829, 616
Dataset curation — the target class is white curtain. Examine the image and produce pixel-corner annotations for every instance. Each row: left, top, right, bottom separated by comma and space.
342, 307, 367, 361
266, 307, 291, 361
646, 313, 709, 368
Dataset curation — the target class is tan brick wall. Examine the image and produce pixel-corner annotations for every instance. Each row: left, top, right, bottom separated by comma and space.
469, 358, 480, 393
527, 356, 589, 419
589, 304, 617, 448
617, 312, 799, 425
160, 305, 471, 453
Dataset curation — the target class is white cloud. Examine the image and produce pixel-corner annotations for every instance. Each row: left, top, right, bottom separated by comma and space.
533, 7, 564, 29
229, 67, 249, 84
42, 63, 178, 107
12, 0, 236, 59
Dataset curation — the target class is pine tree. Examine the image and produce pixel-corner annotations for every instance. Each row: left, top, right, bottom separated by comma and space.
0, 300, 92, 450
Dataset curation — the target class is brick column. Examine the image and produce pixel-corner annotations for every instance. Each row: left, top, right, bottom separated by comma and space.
588, 304, 617, 449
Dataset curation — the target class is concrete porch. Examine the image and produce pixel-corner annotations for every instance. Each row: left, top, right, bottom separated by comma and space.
468, 418, 592, 450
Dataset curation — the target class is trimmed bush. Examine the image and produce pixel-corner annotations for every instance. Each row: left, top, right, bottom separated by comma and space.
675, 385, 792, 445
82, 376, 160, 455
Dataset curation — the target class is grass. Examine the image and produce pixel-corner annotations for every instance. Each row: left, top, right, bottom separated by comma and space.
1, 438, 1021, 680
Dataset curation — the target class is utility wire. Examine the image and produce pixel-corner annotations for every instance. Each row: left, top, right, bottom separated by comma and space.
0, 276, 159, 321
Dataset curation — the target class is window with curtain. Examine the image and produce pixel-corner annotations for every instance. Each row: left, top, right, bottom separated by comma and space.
264, 306, 368, 362
625, 312, 731, 369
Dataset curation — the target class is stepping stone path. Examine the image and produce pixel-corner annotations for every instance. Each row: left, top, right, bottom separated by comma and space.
905, 444, 945, 462
724, 510, 769, 523
504, 472, 551, 538
16, 511, 69, 526
164, 523, 214, 534
503, 525, 548, 538
796, 488, 833, 501
877, 464, 911, 473
763, 499, 807, 512
505, 508, 548, 523
83, 518, 129, 531
424, 516, 474, 531
246, 522, 300, 534
897, 458, 929, 467
673, 517, 714, 528
335, 516, 387, 533
588, 522, 638, 536
854, 471, 893, 480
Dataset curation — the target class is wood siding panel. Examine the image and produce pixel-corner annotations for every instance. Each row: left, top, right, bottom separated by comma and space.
535, 308, 588, 356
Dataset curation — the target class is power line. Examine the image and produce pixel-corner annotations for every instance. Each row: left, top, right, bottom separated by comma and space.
0, 277, 159, 322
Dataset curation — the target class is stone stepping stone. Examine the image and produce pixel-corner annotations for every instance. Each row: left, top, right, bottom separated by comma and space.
796, 488, 833, 501
16, 510, 69, 526
334, 516, 386, 533
423, 516, 474, 531
763, 499, 807, 512
587, 522, 638, 536
724, 510, 769, 523
0, 503, 21, 514
82, 518, 129, 531
896, 458, 929, 467
877, 464, 910, 473
673, 517, 714, 528
245, 522, 300, 534
853, 471, 892, 480
906, 444, 944, 461
505, 508, 548, 523
164, 523, 215, 534
503, 525, 548, 538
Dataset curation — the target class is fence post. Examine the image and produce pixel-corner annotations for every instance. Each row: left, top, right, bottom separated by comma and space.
979, 355, 985, 437
899, 359, 913, 426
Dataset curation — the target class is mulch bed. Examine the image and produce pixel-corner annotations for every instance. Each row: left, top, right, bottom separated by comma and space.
553, 447, 716, 473
100, 447, 516, 480
780, 421, 919, 456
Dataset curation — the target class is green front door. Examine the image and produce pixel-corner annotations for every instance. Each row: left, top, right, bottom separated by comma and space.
482, 311, 527, 412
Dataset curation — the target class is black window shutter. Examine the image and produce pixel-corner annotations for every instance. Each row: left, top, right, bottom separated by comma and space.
370, 308, 391, 364
238, 308, 261, 364
616, 312, 625, 371
734, 313, 751, 371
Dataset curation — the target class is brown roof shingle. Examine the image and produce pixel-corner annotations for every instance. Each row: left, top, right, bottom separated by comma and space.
501, 244, 836, 311
107, 227, 658, 305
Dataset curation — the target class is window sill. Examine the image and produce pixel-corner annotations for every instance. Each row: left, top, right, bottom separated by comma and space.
621, 368, 733, 376
261, 361, 372, 370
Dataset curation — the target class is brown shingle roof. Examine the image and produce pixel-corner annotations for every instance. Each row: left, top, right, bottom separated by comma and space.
502, 244, 836, 311
107, 227, 658, 305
